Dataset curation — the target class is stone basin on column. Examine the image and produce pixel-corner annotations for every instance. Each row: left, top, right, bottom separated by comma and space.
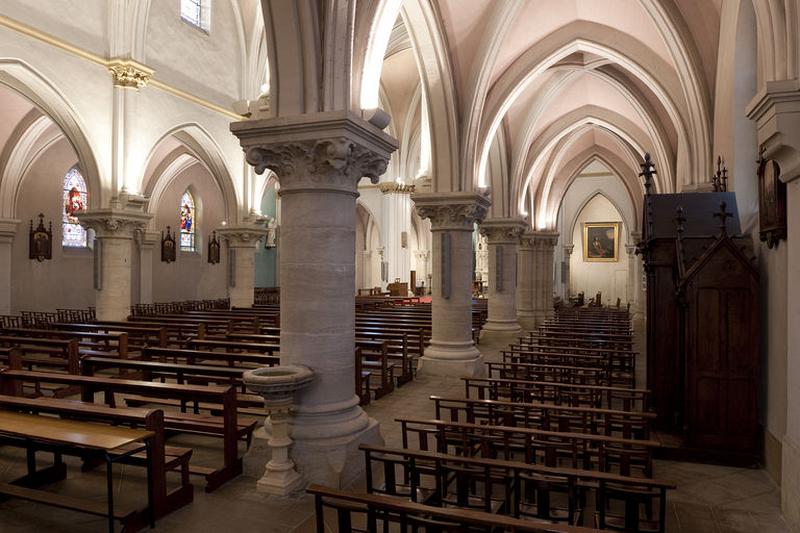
243, 365, 314, 496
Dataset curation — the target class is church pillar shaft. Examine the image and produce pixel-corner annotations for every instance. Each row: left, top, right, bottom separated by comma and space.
136, 231, 159, 305
517, 233, 536, 331
379, 183, 414, 286
480, 218, 526, 334
78, 200, 152, 322
413, 192, 490, 376
531, 232, 559, 325
232, 110, 397, 487
0, 220, 19, 315
218, 227, 266, 308
747, 81, 800, 528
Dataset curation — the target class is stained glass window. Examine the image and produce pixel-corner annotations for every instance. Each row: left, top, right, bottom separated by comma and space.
62, 166, 87, 248
181, 0, 209, 31
179, 190, 196, 252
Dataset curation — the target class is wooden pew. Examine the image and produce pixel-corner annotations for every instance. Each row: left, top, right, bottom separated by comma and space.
396, 417, 659, 478
50, 322, 168, 350
487, 361, 612, 387
0, 327, 128, 360
0, 395, 193, 520
307, 484, 605, 533
361, 445, 674, 530
430, 396, 655, 440
0, 336, 80, 376
0, 369, 250, 492
463, 377, 650, 412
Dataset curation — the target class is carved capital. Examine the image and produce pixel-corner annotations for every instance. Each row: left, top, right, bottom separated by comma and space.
530, 231, 560, 250
245, 138, 389, 194
231, 110, 398, 194
217, 225, 268, 248
0, 218, 20, 244
107, 59, 154, 89
479, 218, 527, 244
377, 182, 416, 194
412, 192, 491, 231
78, 211, 152, 239
563, 244, 575, 256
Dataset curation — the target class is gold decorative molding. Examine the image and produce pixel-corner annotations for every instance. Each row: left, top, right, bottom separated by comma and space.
377, 182, 415, 194
0, 14, 244, 120
108, 59, 154, 89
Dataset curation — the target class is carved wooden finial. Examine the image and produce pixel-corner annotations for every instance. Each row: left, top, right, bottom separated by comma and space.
712, 156, 728, 192
713, 201, 733, 235
639, 153, 656, 195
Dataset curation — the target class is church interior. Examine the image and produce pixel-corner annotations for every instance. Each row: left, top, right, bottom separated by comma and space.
0, 0, 798, 531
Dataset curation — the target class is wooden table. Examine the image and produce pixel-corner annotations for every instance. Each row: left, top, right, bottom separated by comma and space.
0, 410, 155, 533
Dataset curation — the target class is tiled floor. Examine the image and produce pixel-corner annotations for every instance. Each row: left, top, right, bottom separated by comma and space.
0, 331, 790, 532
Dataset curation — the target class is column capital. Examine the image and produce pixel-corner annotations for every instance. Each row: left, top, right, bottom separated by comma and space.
412, 192, 491, 230
530, 230, 560, 248
746, 79, 800, 182
216, 225, 268, 248
0, 218, 20, 243
563, 244, 575, 256
377, 182, 415, 194
479, 217, 528, 244
625, 243, 637, 255
231, 110, 398, 195
107, 59, 154, 89
77, 209, 151, 239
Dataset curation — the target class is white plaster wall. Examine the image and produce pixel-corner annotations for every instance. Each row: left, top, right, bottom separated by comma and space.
567, 194, 630, 305
145, 0, 242, 105
1, 0, 108, 57
11, 139, 94, 312
150, 164, 227, 302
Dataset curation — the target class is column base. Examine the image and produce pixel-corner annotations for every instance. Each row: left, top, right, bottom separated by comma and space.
290, 417, 382, 488
482, 319, 522, 334
518, 312, 536, 332
256, 461, 305, 496
782, 435, 800, 531
417, 341, 485, 377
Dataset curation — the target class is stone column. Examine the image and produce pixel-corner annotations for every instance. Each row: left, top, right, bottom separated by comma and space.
360, 250, 373, 291
479, 218, 526, 335
531, 231, 559, 325
0, 219, 19, 315
78, 194, 152, 322
217, 226, 267, 308
135, 230, 159, 304
379, 182, 414, 286
562, 245, 574, 298
747, 80, 800, 529
232, 110, 397, 487
517, 232, 536, 330
412, 192, 490, 376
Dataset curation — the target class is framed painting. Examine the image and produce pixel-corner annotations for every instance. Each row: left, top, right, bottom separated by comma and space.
583, 222, 620, 262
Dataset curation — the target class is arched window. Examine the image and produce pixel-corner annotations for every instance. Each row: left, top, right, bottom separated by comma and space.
181, 0, 210, 31
62, 166, 88, 248
179, 190, 196, 252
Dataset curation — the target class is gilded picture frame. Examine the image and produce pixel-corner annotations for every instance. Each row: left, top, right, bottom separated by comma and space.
583, 222, 620, 262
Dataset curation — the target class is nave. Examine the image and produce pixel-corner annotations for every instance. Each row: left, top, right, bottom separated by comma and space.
0, 304, 787, 533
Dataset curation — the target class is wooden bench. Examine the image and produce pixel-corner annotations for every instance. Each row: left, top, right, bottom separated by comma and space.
0, 369, 251, 492
0, 409, 155, 533
361, 445, 674, 530
307, 484, 604, 533
430, 396, 655, 440
0, 395, 193, 520
463, 377, 650, 412
396, 417, 659, 478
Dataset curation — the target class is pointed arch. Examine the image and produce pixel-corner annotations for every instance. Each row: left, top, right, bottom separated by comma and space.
0, 59, 103, 215
140, 123, 238, 223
